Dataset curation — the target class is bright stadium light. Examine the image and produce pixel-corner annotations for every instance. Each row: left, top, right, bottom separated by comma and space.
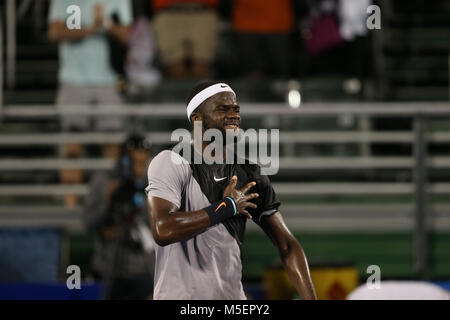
286, 80, 302, 109
288, 89, 301, 109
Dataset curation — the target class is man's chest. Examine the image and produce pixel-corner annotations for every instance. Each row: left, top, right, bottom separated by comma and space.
189, 164, 253, 203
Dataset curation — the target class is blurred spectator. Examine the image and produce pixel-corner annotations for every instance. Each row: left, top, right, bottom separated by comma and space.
338, 0, 371, 42
300, 0, 372, 78
151, 0, 219, 78
125, 15, 161, 97
337, 0, 373, 79
231, 0, 295, 79
47, 0, 133, 207
302, 0, 343, 56
83, 133, 155, 300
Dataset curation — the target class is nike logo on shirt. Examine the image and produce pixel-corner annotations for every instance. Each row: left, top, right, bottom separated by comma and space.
214, 176, 227, 182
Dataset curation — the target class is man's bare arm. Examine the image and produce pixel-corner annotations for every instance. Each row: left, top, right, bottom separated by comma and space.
48, 21, 97, 42
260, 212, 317, 300
107, 24, 131, 45
147, 176, 258, 247
48, 20, 130, 44
48, 3, 129, 44
147, 196, 212, 247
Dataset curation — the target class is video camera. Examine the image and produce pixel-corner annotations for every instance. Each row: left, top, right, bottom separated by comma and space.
107, 133, 149, 223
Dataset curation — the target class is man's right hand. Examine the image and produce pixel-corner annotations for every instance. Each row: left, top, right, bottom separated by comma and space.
223, 176, 259, 219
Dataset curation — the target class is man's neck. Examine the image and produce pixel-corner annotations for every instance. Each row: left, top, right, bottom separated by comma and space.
192, 140, 228, 162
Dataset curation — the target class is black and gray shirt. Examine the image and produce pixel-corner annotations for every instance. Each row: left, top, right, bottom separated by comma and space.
145, 145, 280, 300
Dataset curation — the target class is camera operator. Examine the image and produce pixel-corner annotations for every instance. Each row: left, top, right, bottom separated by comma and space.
83, 133, 154, 300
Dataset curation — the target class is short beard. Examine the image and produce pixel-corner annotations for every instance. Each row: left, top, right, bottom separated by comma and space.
223, 128, 242, 146
201, 118, 242, 146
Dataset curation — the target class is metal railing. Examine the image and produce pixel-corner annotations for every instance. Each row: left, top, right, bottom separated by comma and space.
5, 0, 16, 90
0, 5, 4, 119
1, 102, 450, 276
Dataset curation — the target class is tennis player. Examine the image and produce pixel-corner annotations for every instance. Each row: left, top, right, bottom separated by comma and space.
146, 81, 317, 300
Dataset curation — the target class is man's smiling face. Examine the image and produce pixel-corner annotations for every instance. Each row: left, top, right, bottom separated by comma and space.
199, 91, 242, 136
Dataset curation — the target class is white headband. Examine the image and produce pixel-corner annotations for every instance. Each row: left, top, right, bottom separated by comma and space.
187, 83, 236, 121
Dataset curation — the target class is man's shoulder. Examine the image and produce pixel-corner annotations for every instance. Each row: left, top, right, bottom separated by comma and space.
150, 149, 190, 170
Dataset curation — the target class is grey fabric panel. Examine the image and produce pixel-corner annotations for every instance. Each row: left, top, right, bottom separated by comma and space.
146, 150, 190, 208
146, 150, 246, 300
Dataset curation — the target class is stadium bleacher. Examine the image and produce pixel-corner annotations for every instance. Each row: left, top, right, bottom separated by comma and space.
0, 0, 449, 299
